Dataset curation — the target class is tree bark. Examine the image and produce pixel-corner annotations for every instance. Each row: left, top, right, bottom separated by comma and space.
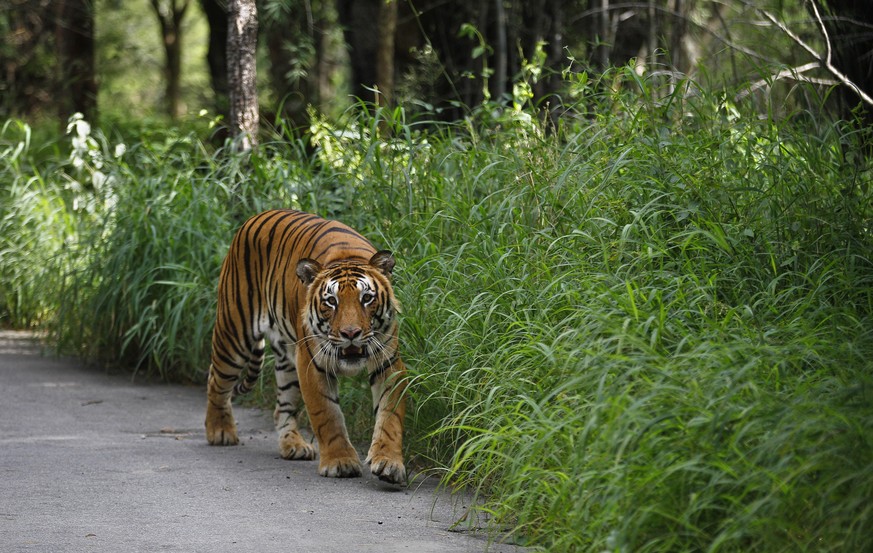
647, 0, 657, 73
337, 0, 381, 104
227, 0, 259, 151
56, 0, 97, 121
200, 0, 229, 118
491, 0, 507, 101
150, 0, 190, 119
671, 0, 689, 73
376, 0, 398, 107
599, 0, 610, 68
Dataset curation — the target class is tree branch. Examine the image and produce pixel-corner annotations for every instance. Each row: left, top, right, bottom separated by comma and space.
734, 62, 840, 100
746, 0, 873, 108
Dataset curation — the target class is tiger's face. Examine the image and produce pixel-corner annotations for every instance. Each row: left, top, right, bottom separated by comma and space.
296, 251, 398, 377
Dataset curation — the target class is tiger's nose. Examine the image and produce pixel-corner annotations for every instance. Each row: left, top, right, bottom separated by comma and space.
340, 326, 362, 341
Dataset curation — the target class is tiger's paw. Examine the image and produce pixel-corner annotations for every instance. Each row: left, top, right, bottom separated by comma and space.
278, 429, 316, 460
205, 407, 239, 446
318, 454, 363, 478
367, 454, 407, 486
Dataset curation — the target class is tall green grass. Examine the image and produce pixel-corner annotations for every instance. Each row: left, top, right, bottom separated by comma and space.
0, 119, 85, 328
2, 67, 871, 551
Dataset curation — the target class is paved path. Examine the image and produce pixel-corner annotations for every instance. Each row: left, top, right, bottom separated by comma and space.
0, 331, 521, 552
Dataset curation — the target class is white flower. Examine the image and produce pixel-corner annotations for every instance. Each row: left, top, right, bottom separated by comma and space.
65, 112, 84, 134
76, 119, 91, 139
92, 171, 107, 189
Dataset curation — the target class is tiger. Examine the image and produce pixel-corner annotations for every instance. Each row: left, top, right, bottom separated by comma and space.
205, 209, 407, 485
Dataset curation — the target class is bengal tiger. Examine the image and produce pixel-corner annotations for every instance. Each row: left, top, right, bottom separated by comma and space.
205, 209, 407, 485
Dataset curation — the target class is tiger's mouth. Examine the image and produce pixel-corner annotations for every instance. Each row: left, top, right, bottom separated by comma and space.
339, 345, 367, 361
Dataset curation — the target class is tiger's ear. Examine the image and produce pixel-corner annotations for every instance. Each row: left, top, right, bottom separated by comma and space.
369, 250, 395, 279
296, 258, 322, 285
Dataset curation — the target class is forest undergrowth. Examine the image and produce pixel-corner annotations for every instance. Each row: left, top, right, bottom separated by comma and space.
2, 68, 872, 551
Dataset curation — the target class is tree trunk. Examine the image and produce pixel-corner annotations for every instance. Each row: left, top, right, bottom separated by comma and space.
200, 0, 229, 118
376, 0, 398, 107
56, 0, 97, 122
150, 0, 190, 119
491, 0, 507, 102
647, 0, 657, 73
2, 1, 52, 117
227, 0, 259, 151
670, 0, 689, 74
337, 0, 381, 104
599, 0, 610, 68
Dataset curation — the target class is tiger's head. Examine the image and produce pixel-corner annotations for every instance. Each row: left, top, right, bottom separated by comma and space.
296, 251, 399, 377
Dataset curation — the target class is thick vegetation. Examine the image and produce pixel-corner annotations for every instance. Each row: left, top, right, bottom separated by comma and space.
2, 69, 872, 551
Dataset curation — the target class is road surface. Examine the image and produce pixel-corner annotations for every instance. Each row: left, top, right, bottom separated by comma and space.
0, 331, 523, 552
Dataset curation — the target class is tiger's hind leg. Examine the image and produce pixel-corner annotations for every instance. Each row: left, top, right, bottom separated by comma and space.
205, 332, 264, 446
205, 359, 240, 446
272, 338, 316, 460
231, 338, 266, 398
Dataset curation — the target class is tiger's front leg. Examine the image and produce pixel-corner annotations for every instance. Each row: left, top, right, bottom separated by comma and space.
297, 349, 362, 478
366, 357, 407, 485
271, 339, 316, 461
